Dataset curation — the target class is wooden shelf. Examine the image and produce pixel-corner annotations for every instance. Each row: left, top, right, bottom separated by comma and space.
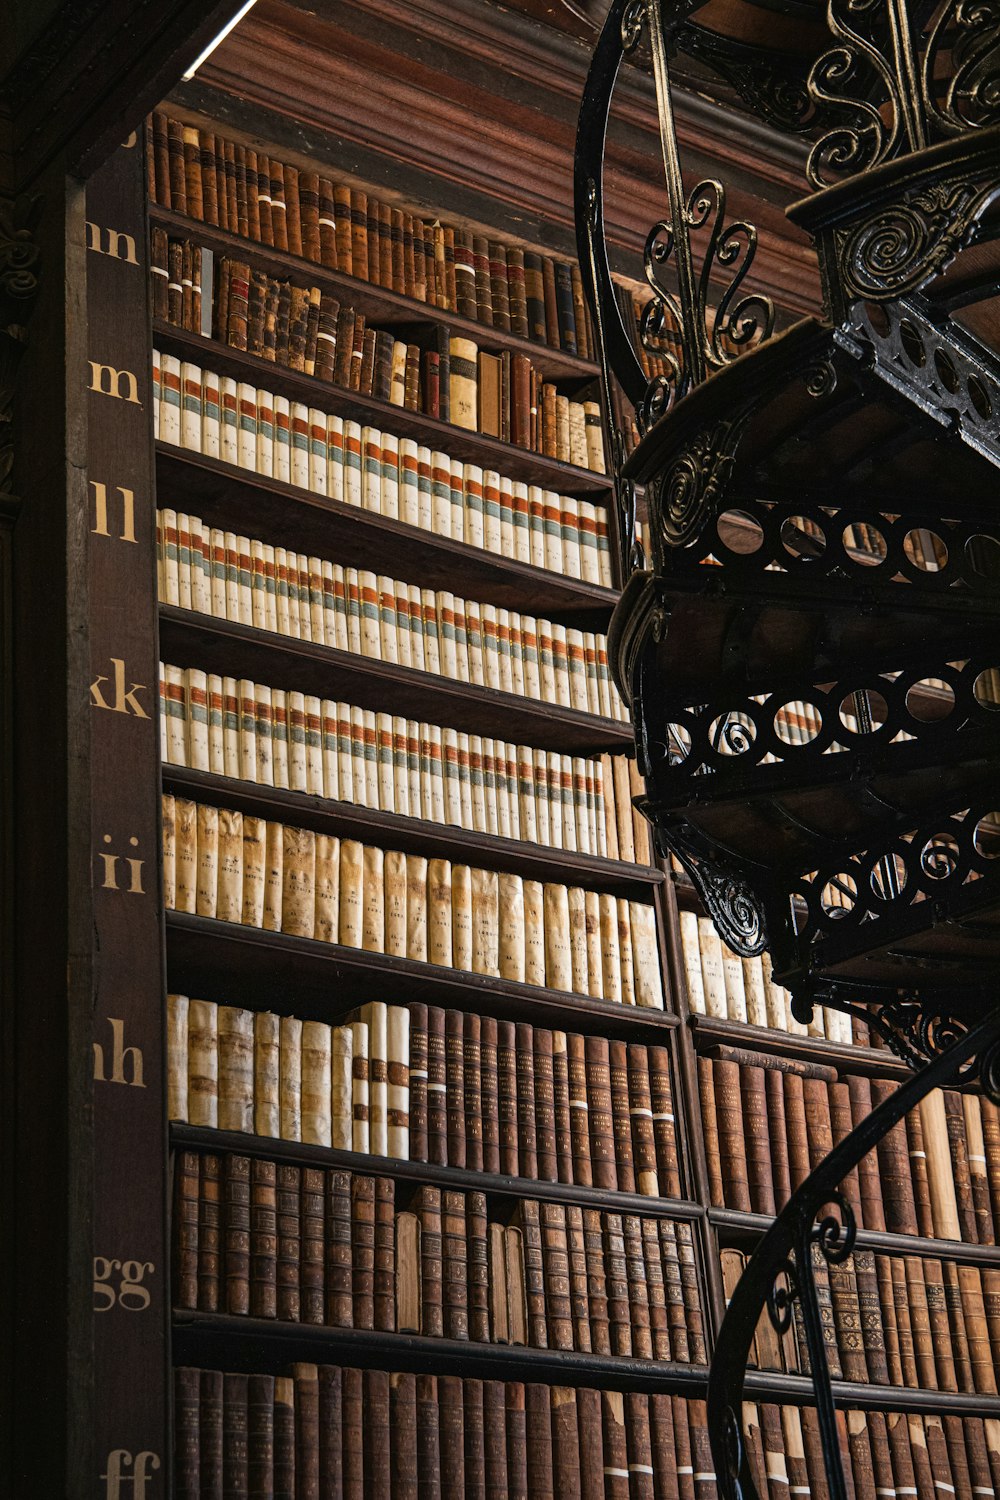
151, 205, 601, 387
688, 1014, 911, 1081
154, 324, 613, 497
170, 1122, 702, 1221
159, 606, 634, 755
165, 911, 680, 1041
742, 1368, 1000, 1419
155, 445, 619, 624
162, 766, 663, 898
171, 1311, 709, 1393
709, 1206, 1000, 1268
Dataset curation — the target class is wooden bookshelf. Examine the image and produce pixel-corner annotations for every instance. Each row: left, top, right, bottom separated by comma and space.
154, 324, 613, 496
151, 204, 602, 387
163, 765, 663, 896
156, 445, 619, 623
159, 606, 633, 753
688, 1013, 912, 1081
710, 1205, 1000, 1267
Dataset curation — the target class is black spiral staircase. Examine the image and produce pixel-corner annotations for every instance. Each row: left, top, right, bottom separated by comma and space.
574, 2, 1000, 1494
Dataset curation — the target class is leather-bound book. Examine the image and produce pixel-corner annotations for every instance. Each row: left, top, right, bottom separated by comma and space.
408, 1003, 429, 1163
978, 1097, 1000, 1232
608, 1040, 636, 1193
504, 1383, 528, 1499
943, 1413, 976, 1500
426, 1007, 448, 1167
697, 1058, 724, 1207
648, 1395, 679, 1500
467, 1190, 490, 1342
675, 1223, 708, 1363
388, 1373, 418, 1500
905, 1254, 938, 1389
583, 1207, 611, 1355
441, 1189, 469, 1340
317, 1367, 342, 1499
525, 1384, 554, 1500
550, 1032, 573, 1185
567, 1033, 592, 1187
602, 1212, 632, 1357
919, 1255, 958, 1391
293, 1166, 320, 1327
740, 1064, 775, 1216
172, 1150, 200, 1310
374, 1178, 396, 1332
224, 1154, 252, 1316
601, 1390, 630, 1500
362, 1369, 391, 1500
341, 1366, 364, 1500
351, 1175, 376, 1330
871, 1081, 919, 1235
199, 1369, 224, 1500
197, 1154, 222, 1313
417, 1186, 444, 1338
585, 1035, 617, 1191
444, 1009, 467, 1170
963, 1414, 995, 1500
463, 1012, 484, 1172
782, 1072, 812, 1195
482, 1383, 508, 1499
437, 1377, 465, 1493
623, 1214, 652, 1359
272, 1376, 296, 1500
826, 1245, 866, 1383
564, 1204, 591, 1353
290, 1364, 318, 1500
248, 1372, 275, 1500
517, 1198, 548, 1347
515, 1021, 538, 1179
533, 1029, 558, 1181
713, 1060, 750, 1211
759, 1068, 790, 1211
323, 1170, 352, 1328
641, 1218, 670, 1360
250, 1157, 278, 1320
174, 1367, 201, 1500
848, 1074, 887, 1230
627, 1044, 658, 1198
658, 1219, 689, 1362
963, 1096, 995, 1244
540, 1201, 573, 1350
415, 1374, 441, 1500
647, 1046, 681, 1199
944, 1089, 979, 1241
480, 1016, 500, 1174
548, 1387, 580, 1500
498, 1019, 519, 1176
458, 1379, 484, 1500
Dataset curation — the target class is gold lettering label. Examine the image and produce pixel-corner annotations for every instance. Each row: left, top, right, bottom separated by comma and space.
88, 361, 141, 405
90, 660, 149, 718
91, 481, 138, 542
93, 1018, 146, 1087
85, 222, 139, 264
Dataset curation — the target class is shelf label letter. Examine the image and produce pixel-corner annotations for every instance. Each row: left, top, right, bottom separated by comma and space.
101, 1451, 160, 1498
88, 361, 141, 406
93, 1018, 145, 1087
94, 1256, 155, 1311
91, 660, 149, 718
91, 482, 138, 542
96, 834, 146, 893
85, 223, 139, 265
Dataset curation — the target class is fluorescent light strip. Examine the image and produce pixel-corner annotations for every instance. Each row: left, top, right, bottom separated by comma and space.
182, 0, 258, 80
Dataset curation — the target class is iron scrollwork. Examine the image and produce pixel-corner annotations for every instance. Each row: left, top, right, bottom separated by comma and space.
839, 172, 1000, 300
651, 417, 745, 549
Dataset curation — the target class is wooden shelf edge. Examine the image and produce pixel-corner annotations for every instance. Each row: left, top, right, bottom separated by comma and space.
170, 1122, 703, 1221
161, 765, 662, 897
164, 912, 679, 1039
153, 324, 613, 497
158, 605, 636, 756
154, 444, 620, 622
171, 1311, 709, 1391
743, 1368, 1000, 1417
150, 204, 602, 386
708, 1206, 1000, 1268
688, 1014, 910, 1081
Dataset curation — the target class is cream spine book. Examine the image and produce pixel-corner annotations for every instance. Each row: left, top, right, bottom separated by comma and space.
377, 576, 398, 665
384, 849, 408, 957
195, 803, 219, 919
187, 998, 219, 1128
218, 1006, 255, 1133
350, 1020, 370, 1153
219, 376, 239, 466
253, 683, 274, 788
240, 815, 266, 929
331, 1024, 354, 1150
522, 879, 546, 988
471, 866, 499, 977
451, 863, 473, 972
321, 702, 339, 803
448, 459, 464, 539
159, 353, 182, 446
543, 883, 572, 993
598, 891, 622, 1002
380, 432, 400, 519
343, 420, 363, 508
290, 403, 310, 490
304, 695, 324, 795
273, 394, 291, 485
254, 1011, 281, 1137
167, 994, 189, 1122
406, 854, 429, 962
315, 832, 341, 943
161, 793, 176, 912
263, 820, 284, 933
400, 438, 420, 526
362, 843, 386, 953
325, 413, 344, 502
308, 408, 328, 496
463, 464, 485, 550
584, 890, 603, 998
678, 909, 707, 1015
269, 689, 289, 791
216, 809, 244, 924
421, 590, 441, 674
697, 915, 729, 1020
483, 470, 502, 555
236, 381, 258, 471
416, 446, 434, 533
361, 1002, 389, 1156
279, 1015, 303, 1141
255, 388, 275, 476
427, 858, 453, 967
430, 452, 451, 536
339, 838, 365, 948
301, 1020, 333, 1147
387, 1006, 410, 1160
616, 899, 636, 1005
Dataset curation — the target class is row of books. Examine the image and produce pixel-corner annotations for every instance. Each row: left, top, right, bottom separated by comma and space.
725, 1240, 1000, 1396
161, 797, 665, 1006
167, 995, 682, 1196
699, 1054, 1000, 1244
679, 909, 852, 1042
149, 113, 596, 357
157, 510, 620, 712
172, 1149, 705, 1358
159, 663, 640, 859
174, 1362, 1000, 1500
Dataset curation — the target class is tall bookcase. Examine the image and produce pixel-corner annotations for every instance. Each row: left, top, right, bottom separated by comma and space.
82, 38, 1000, 1498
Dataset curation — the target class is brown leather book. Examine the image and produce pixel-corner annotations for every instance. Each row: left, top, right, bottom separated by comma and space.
460, 1379, 485, 1500
504, 1383, 528, 1498
902, 1254, 937, 1389
622, 1213, 652, 1360
250, 1156, 278, 1320
549, 1387, 581, 1500
517, 1198, 549, 1347
408, 1003, 429, 1163
426, 1006, 448, 1167
418, 1185, 444, 1338
275, 1163, 301, 1325
601, 1211, 632, 1357
488, 242, 511, 331
642, 1046, 678, 1201
541, 257, 560, 351
271, 1374, 295, 1500
438, 1377, 465, 1492
225, 1373, 251, 1498
658, 1219, 689, 1362
515, 1021, 538, 1179
293, 1166, 320, 1327
472, 236, 493, 325
361, 1369, 391, 1500
505, 248, 529, 337
247, 1372, 275, 1499
463, 1012, 484, 1173
943, 1412, 976, 1500
626, 1044, 659, 1198
480, 1015, 500, 1175
672, 1395, 696, 1500
640, 1217, 670, 1360
199, 1369, 224, 1499
675, 1222, 708, 1364
533, 1029, 558, 1181
224, 1154, 252, 1316
601, 1390, 630, 1500
445, 1009, 467, 1170
173, 1150, 200, 1310
174, 1367, 200, 1498
963, 1415, 994, 1499
763, 1069, 791, 1211
351, 1175, 376, 1330
316, 1367, 342, 1498
713, 1060, 750, 1212
374, 1177, 396, 1333
890, 1253, 920, 1388
324, 1169, 352, 1327
606, 1039, 635, 1194
872, 1080, 919, 1235
483, 1381, 508, 1499
944, 1089, 980, 1241
582, 1206, 610, 1355
918, 1255, 958, 1391
697, 1057, 724, 1207
646, 1394, 677, 1500
740, 1063, 775, 1216
782, 1071, 813, 1194
551, 1032, 573, 1185
340, 1366, 363, 1500
415, 1374, 441, 1500
826, 1246, 867, 1382
586, 1035, 617, 1191
498, 1019, 519, 1176
563, 1204, 591, 1353
902, 1104, 936, 1238
289, 1364, 318, 1500
848, 1074, 887, 1230
467, 1190, 490, 1342
566, 1033, 593, 1187
523, 1385, 553, 1500
385, 1373, 417, 1500
540, 1201, 573, 1350
978, 1096, 1000, 1232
